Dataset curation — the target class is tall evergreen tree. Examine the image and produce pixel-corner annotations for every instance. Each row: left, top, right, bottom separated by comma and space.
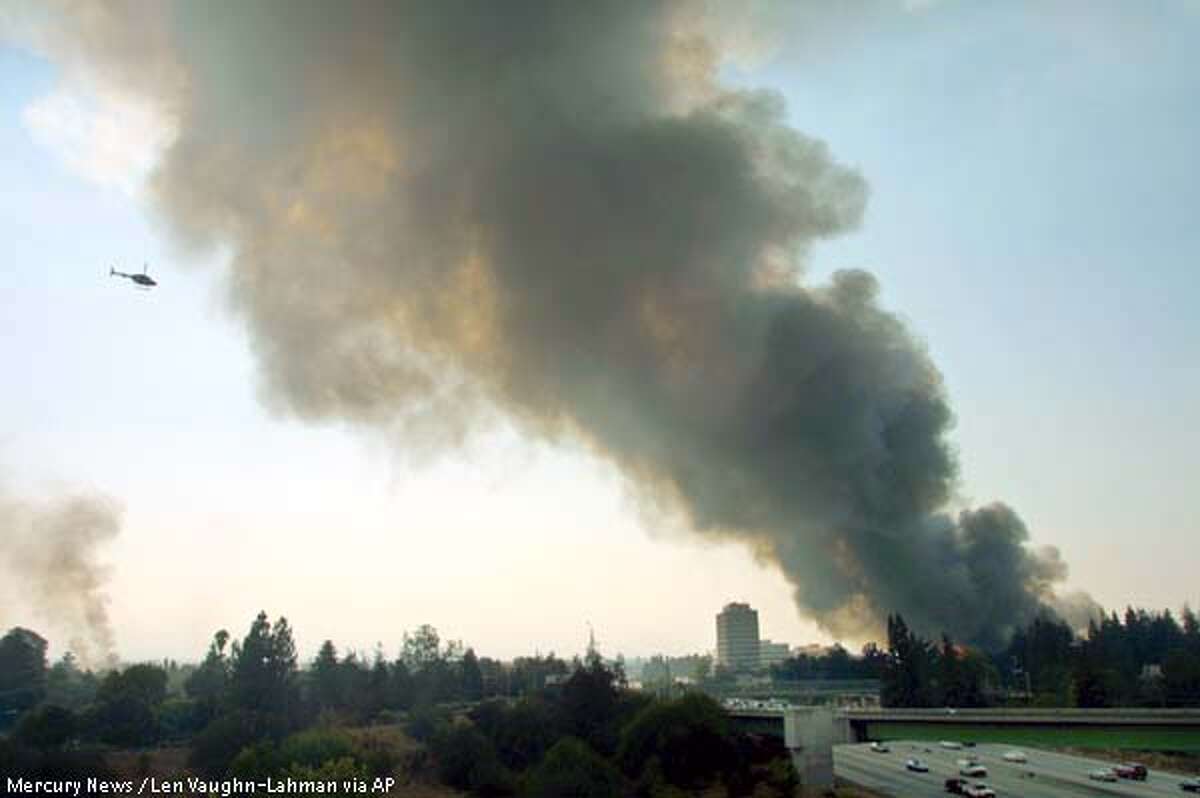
461, 648, 484, 702
230, 612, 298, 723
311, 640, 342, 711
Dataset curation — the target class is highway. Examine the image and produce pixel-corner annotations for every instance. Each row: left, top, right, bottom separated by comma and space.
835, 741, 1200, 797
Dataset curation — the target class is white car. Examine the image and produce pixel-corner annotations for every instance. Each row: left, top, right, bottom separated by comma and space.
905, 758, 929, 773
870, 741, 890, 753
940, 740, 963, 750
963, 784, 995, 798
959, 764, 987, 778
1180, 777, 1200, 793
1088, 769, 1117, 782
1002, 750, 1027, 763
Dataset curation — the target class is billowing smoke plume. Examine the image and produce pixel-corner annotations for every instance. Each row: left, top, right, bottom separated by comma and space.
0, 487, 121, 668
15, 0, 1094, 649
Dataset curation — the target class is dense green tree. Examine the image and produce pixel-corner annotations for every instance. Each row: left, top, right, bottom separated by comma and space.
185, 629, 232, 727
429, 724, 512, 796
0, 628, 48, 719
99, 663, 168, 708
617, 692, 737, 791
84, 663, 170, 746
14, 705, 77, 750
471, 697, 558, 772
44, 653, 98, 711
1182, 606, 1199, 642
230, 612, 298, 720
525, 736, 625, 798
881, 614, 935, 707
89, 692, 159, 747
1163, 648, 1200, 706
560, 656, 622, 755
157, 697, 206, 739
188, 710, 267, 776
401, 625, 442, 672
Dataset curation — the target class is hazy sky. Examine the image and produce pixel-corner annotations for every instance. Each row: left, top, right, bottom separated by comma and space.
1, 1, 1197, 665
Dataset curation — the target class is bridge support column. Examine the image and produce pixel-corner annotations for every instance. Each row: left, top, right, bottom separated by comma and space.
783, 707, 834, 789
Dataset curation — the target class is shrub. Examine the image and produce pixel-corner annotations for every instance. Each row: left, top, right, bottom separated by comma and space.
284, 756, 368, 782
524, 737, 625, 798
405, 704, 448, 743
430, 724, 512, 796
14, 705, 76, 750
278, 727, 356, 770
617, 693, 737, 791
189, 711, 269, 776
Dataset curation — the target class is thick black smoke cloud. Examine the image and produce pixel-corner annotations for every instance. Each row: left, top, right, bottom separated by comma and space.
0, 486, 121, 669
18, 0, 1095, 648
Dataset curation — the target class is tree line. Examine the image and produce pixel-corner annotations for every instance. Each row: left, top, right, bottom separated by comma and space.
0, 613, 582, 762
881, 605, 1200, 708
1, 613, 799, 796
769, 643, 886, 682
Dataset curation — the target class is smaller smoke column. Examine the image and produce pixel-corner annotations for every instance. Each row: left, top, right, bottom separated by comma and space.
0, 487, 122, 669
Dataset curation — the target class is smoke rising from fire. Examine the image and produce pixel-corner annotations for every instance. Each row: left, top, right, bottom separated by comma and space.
0, 486, 121, 669
12, 0, 1097, 649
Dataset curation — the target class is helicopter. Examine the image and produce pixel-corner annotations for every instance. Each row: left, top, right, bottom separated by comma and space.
110, 263, 157, 289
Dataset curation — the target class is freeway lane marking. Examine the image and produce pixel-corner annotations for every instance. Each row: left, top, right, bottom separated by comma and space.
836, 741, 1191, 798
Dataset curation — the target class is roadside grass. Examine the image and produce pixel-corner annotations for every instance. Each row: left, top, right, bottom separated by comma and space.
866, 722, 1200, 752
1055, 747, 1200, 776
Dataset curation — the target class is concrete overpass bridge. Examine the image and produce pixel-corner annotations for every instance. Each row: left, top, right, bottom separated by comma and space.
727, 706, 1200, 789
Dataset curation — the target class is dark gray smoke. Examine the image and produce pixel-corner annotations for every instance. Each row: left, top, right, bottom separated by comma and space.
0, 487, 121, 669
18, 0, 1094, 649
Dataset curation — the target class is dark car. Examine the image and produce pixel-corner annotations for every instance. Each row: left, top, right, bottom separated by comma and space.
944, 778, 967, 794
1115, 762, 1148, 780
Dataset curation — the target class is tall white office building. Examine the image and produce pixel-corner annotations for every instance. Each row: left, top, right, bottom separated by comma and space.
716, 602, 760, 672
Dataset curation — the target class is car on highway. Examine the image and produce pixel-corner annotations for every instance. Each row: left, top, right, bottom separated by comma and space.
959, 763, 987, 778
1089, 768, 1118, 782
940, 740, 963, 750
1114, 762, 1148, 780
944, 778, 966, 794
870, 741, 890, 753
1180, 777, 1200, 792
906, 758, 930, 773
963, 784, 995, 798
1002, 750, 1027, 763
